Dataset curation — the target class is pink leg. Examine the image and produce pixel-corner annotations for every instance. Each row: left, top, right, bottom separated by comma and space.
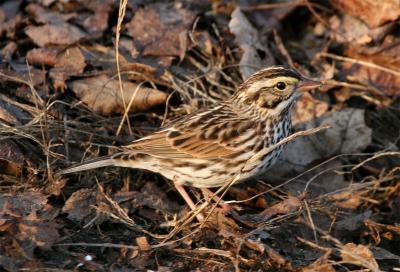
174, 183, 204, 221
201, 188, 233, 214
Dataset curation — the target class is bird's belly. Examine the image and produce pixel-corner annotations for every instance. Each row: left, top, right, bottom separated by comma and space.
146, 158, 239, 188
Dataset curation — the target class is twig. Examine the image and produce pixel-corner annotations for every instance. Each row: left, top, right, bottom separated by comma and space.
352, 151, 400, 171
318, 52, 400, 77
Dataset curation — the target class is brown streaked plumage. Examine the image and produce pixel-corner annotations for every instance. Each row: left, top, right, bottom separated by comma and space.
60, 66, 320, 216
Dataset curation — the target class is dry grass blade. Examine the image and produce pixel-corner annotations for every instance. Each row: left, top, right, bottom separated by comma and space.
318, 52, 400, 77
115, 0, 131, 135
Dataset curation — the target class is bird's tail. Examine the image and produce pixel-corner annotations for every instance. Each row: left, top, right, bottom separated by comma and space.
59, 155, 116, 175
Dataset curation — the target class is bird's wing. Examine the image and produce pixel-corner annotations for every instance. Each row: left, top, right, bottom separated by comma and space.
124, 105, 258, 159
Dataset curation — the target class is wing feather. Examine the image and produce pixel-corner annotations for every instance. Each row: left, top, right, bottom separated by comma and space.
123, 105, 258, 159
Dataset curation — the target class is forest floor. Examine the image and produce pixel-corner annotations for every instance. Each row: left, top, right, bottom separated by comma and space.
0, 0, 399, 271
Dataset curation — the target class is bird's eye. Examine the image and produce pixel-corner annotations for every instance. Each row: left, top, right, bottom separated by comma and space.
276, 82, 286, 90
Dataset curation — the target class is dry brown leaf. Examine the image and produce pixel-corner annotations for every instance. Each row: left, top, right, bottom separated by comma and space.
344, 38, 400, 96
229, 7, 275, 79
340, 243, 379, 270
70, 74, 168, 115
301, 250, 335, 272
293, 92, 329, 125
26, 3, 69, 25
330, 191, 362, 209
62, 188, 97, 222
266, 247, 292, 268
49, 47, 86, 90
136, 236, 151, 251
330, 14, 395, 44
0, 41, 17, 62
26, 47, 61, 66
0, 99, 21, 125
331, 0, 400, 28
25, 23, 85, 47
267, 108, 372, 182
80, 44, 128, 70
0, 140, 24, 176
0, 1, 22, 38
127, 3, 195, 57
80, 0, 114, 36
0, 65, 46, 87
17, 210, 60, 251
258, 196, 302, 219
0, 192, 59, 258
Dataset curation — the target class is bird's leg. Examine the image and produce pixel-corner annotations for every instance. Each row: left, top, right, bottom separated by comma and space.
201, 188, 233, 214
174, 183, 204, 221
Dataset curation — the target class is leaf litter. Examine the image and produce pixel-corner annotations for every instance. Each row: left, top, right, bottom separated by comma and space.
0, 0, 399, 271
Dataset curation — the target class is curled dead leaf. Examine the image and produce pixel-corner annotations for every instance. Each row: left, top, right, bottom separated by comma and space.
331, 0, 400, 28
330, 191, 362, 209
259, 196, 302, 219
25, 23, 85, 47
62, 188, 97, 222
26, 47, 61, 66
344, 39, 400, 96
70, 75, 168, 116
127, 3, 195, 57
49, 46, 86, 90
293, 92, 329, 125
267, 108, 372, 182
301, 250, 335, 272
229, 7, 274, 79
0, 140, 24, 176
340, 243, 379, 270
330, 14, 395, 45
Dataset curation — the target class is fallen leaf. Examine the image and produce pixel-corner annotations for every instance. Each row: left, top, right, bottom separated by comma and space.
331, 0, 400, 28
330, 191, 362, 209
0, 192, 59, 259
344, 38, 400, 96
17, 210, 59, 251
0, 41, 17, 62
340, 243, 379, 270
127, 3, 195, 57
258, 196, 302, 219
266, 247, 292, 269
49, 46, 86, 90
0, 99, 21, 125
371, 247, 400, 261
301, 250, 335, 272
292, 92, 329, 125
62, 188, 97, 222
26, 3, 67, 25
229, 7, 275, 79
26, 47, 61, 66
0, 140, 24, 176
25, 23, 85, 47
80, 44, 128, 71
329, 14, 395, 44
0, 65, 46, 87
70, 74, 168, 115
335, 211, 372, 233
136, 236, 150, 251
0, 1, 22, 38
138, 182, 180, 213
267, 108, 372, 181
236, 196, 302, 227
80, 0, 114, 36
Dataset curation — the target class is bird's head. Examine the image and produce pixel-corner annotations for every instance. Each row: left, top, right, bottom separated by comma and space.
232, 66, 320, 117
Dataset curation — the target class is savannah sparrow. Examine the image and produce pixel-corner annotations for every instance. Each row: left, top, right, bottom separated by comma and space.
60, 66, 320, 217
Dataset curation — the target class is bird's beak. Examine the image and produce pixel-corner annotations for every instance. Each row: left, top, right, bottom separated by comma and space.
297, 78, 321, 92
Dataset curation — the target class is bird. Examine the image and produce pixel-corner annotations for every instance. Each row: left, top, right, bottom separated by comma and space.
60, 66, 320, 220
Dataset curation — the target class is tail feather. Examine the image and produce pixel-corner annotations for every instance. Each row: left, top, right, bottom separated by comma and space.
59, 156, 115, 175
